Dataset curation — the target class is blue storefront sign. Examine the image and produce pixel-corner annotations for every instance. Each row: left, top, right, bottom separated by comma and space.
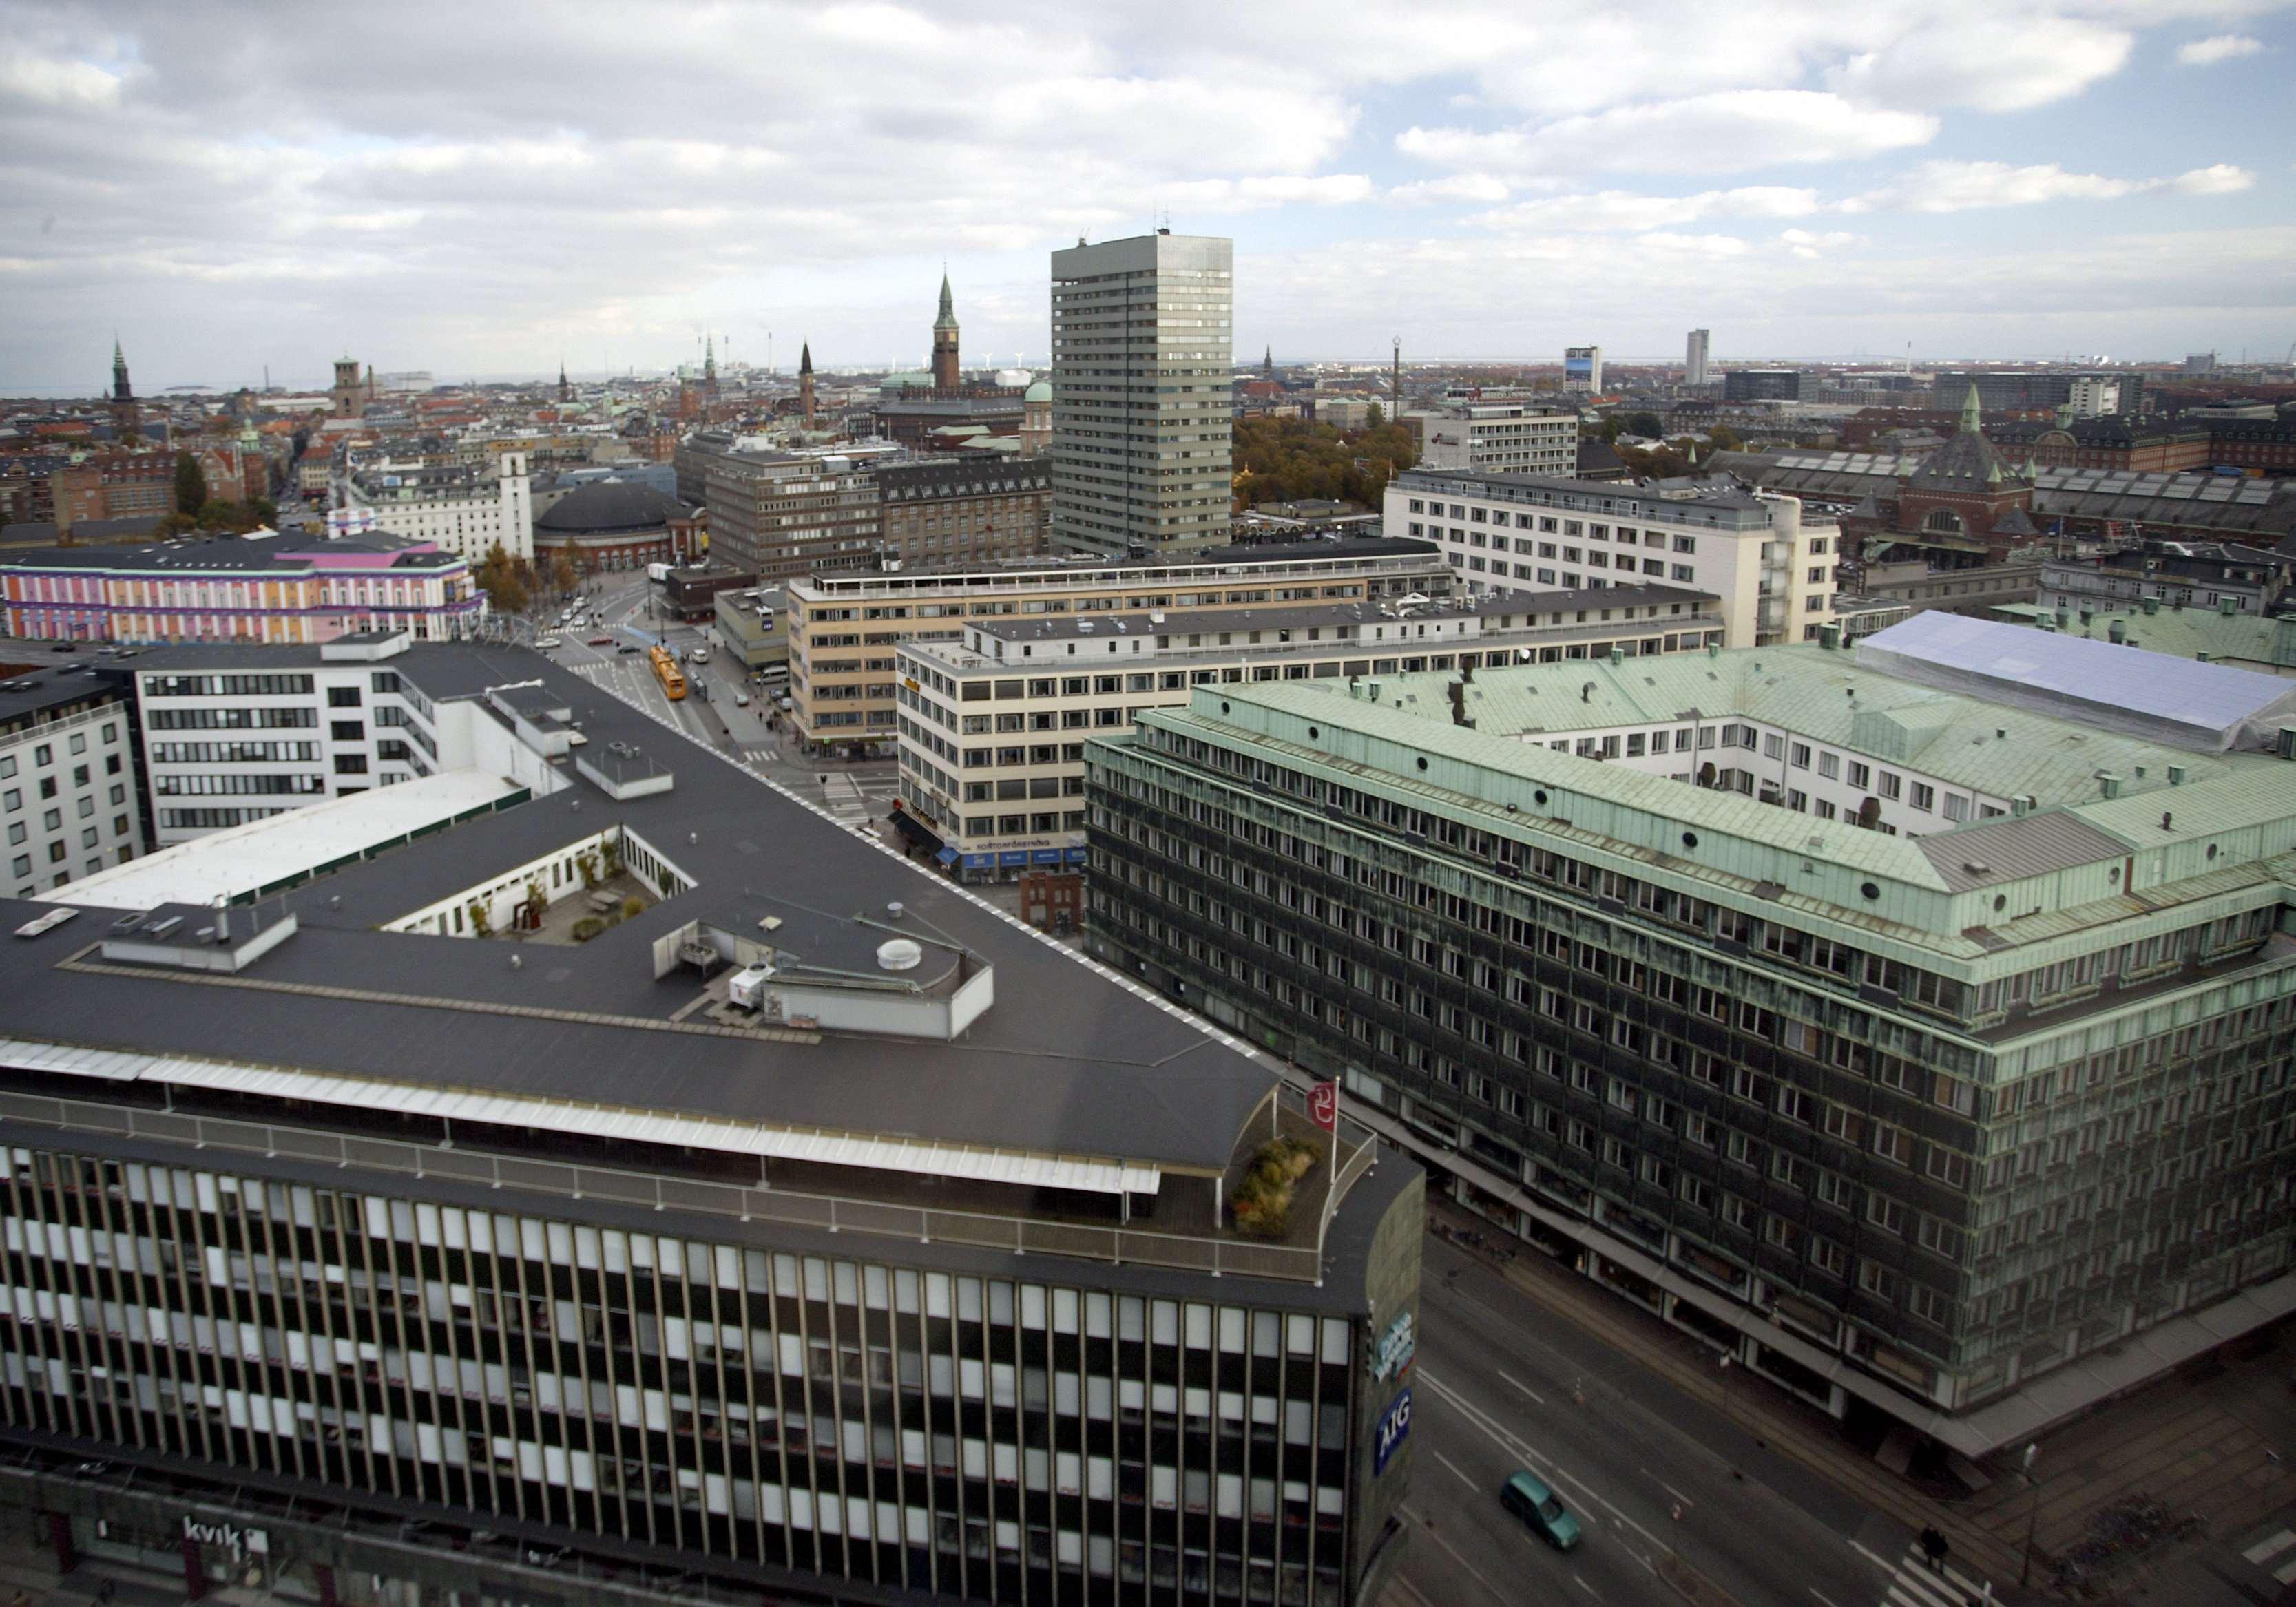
996, 850, 1032, 868
1063, 845, 1088, 865
960, 853, 996, 870
1030, 848, 1063, 866
1373, 1387, 1412, 1475
934, 846, 959, 867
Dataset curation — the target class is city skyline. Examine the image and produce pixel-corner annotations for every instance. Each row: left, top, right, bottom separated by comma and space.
1, 0, 2290, 391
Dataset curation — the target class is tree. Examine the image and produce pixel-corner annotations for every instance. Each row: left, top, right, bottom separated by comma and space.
550, 552, 578, 596
1706, 423, 1744, 454
474, 541, 529, 614
173, 452, 208, 516
249, 496, 278, 526
1621, 411, 1665, 440
1366, 402, 1385, 429
1232, 415, 1419, 508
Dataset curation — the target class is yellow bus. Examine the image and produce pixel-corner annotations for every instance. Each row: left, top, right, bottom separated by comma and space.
649, 644, 687, 701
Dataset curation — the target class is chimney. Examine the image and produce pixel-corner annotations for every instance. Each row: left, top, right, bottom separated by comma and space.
2196, 651, 2213, 664
2098, 773, 2123, 799
1608, 646, 1625, 666
2078, 606, 2094, 627
1819, 622, 1841, 650
2220, 596, 2239, 616
2167, 764, 2187, 786
2055, 607, 2070, 629
2010, 794, 2035, 815
2142, 597, 2159, 616
1706, 642, 1720, 658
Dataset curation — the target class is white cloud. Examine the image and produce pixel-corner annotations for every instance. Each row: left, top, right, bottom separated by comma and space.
1400, 91, 1938, 177
1388, 174, 1512, 205
0, 54, 124, 108
1826, 17, 2133, 112
1780, 228, 1861, 260
2176, 33, 2265, 63
2166, 162, 2256, 194
1844, 158, 2256, 212
1466, 186, 1820, 233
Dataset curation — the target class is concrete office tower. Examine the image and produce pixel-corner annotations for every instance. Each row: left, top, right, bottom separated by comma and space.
1050, 233, 1233, 555
1686, 328, 1710, 387
1564, 345, 1603, 393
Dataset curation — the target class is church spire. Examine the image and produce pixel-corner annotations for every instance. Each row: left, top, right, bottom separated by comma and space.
1960, 381, 1982, 435
799, 339, 813, 375
935, 269, 957, 332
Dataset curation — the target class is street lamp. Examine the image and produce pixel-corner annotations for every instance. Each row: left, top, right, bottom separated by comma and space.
2019, 1442, 2041, 1588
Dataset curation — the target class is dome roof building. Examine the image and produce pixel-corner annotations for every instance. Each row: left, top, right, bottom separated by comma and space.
532, 481, 703, 573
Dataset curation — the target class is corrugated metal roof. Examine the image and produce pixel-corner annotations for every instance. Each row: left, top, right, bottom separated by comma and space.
1859, 613, 2296, 741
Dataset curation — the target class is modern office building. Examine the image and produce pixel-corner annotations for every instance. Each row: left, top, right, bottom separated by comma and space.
1723, 370, 1802, 403
0, 635, 1424, 1607
2067, 377, 2120, 419
121, 631, 541, 845
0, 671, 143, 900
1385, 468, 1836, 647
676, 434, 881, 582
1050, 233, 1234, 556
877, 459, 1052, 570
0, 532, 484, 647
1407, 403, 1576, 476
1087, 616, 2296, 1455
1685, 330, 1710, 388
1563, 347, 1602, 394
897, 586, 1722, 876
786, 538, 1457, 757
334, 452, 533, 564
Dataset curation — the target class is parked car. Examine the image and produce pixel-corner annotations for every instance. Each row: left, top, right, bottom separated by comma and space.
536, 636, 562, 649
587, 636, 613, 647
733, 691, 751, 706
616, 644, 641, 655
48, 641, 75, 654
1501, 1471, 1580, 1551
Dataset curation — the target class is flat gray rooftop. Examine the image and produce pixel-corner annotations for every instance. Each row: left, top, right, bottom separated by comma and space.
0, 640, 1277, 1175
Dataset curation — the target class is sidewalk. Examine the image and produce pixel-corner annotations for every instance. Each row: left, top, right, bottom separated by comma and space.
0, 1535, 282, 1607
1430, 1196, 2295, 1597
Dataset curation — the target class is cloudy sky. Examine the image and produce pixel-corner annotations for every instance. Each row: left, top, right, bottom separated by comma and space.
3, 0, 2290, 392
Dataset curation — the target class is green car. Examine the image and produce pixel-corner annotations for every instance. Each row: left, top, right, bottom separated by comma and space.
1501, 1469, 1583, 1551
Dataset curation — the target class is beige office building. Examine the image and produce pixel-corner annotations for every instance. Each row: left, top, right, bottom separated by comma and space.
786, 538, 1457, 755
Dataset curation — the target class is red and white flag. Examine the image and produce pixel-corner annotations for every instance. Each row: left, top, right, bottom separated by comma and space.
1308, 1079, 1340, 1133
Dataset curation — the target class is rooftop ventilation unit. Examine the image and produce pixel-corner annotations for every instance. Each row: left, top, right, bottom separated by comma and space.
877, 938, 923, 972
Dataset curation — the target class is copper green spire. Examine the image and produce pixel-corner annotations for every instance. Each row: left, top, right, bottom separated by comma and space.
1961, 381, 1981, 434
934, 269, 957, 333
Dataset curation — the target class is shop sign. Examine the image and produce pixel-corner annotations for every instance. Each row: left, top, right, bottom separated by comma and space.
1373, 1387, 1412, 1475
1366, 1310, 1416, 1383
182, 1516, 267, 1561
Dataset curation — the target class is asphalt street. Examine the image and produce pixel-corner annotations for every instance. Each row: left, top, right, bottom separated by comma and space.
1395, 1236, 2001, 1607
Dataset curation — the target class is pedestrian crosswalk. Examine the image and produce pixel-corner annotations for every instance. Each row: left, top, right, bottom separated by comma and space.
2241, 1520, 2296, 1586
1875, 1540, 1991, 1607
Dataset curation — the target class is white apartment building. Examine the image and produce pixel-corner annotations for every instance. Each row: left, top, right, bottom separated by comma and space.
129, 629, 563, 845
1385, 468, 1836, 647
1410, 401, 1578, 475
2068, 375, 2122, 418
0, 674, 143, 900
335, 450, 534, 563
1686, 328, 1710, 387
896, 585, 1722, 876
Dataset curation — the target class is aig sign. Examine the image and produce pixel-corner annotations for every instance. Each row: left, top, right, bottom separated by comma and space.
1373, 1388, 1412, 1475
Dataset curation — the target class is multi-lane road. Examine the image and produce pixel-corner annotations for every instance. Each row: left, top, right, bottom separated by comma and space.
1395, 1236, 2002, 1607
532, 576, 901, 827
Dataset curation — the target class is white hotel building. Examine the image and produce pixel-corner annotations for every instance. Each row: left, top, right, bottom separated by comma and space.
1385, 469, 1837, 648
335, 450, 534, 563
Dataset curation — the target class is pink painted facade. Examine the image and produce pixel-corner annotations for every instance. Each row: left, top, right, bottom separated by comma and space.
1, 534, 484, 645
